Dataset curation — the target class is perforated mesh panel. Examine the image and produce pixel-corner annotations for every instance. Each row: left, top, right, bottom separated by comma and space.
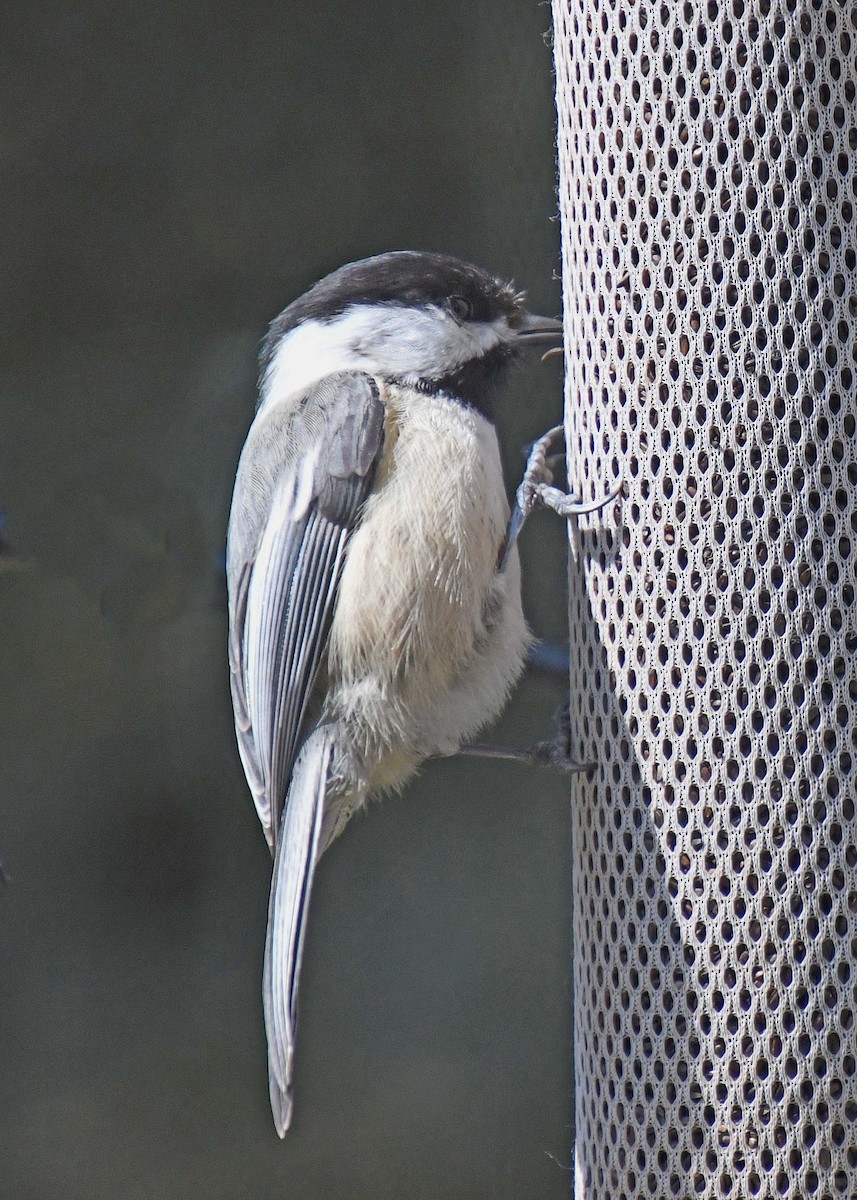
552, 2, 857, 1196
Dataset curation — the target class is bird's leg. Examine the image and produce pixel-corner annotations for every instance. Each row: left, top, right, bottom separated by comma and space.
485, 419, 621, 771
497, 425, 623, 572
454, 702, 595, 775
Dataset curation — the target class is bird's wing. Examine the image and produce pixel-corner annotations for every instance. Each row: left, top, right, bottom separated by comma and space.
227, 371, 385, 850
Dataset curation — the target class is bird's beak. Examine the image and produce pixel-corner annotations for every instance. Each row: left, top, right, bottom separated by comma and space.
513, 312, 564, 345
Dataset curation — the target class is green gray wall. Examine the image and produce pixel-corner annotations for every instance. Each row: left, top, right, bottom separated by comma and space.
0, 3, 574, 1196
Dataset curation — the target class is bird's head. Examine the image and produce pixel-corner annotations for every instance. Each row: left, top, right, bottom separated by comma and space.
259, 251, 562, 418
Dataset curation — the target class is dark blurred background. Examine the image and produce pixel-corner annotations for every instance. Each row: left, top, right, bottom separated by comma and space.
0, 2, 573, 1196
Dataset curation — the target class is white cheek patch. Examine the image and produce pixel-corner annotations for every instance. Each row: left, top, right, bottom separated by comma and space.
260, 305, 510, 416
358, 307, 508, 377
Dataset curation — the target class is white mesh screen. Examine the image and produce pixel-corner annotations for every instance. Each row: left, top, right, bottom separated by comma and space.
552, 2, 857, 1197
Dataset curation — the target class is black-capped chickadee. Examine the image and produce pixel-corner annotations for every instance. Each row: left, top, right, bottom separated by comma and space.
227, 251, 565, 1135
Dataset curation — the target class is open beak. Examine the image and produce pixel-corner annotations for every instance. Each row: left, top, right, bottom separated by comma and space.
513, 312, 564, 345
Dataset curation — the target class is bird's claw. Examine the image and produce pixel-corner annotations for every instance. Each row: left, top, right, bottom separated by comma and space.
498, 426, 622, 572
526, 700, 595, 774
516, 425, 623, 520
524, 741, 596, 774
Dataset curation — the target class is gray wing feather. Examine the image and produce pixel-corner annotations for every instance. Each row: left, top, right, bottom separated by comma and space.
227, 372, 385, 850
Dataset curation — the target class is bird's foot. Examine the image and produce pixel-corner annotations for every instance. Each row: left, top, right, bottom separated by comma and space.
516, 425, 623, 521
498, 426, 623, 571
456, 703, 595, 775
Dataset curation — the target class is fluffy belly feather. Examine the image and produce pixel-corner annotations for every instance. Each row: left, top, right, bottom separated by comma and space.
324, 385, 529, 780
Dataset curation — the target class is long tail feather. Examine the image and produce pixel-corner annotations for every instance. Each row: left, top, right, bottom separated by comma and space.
262, 727, 333, 1136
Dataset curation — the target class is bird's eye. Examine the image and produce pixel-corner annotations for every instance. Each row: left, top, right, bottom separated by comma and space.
447, 295, 472, 321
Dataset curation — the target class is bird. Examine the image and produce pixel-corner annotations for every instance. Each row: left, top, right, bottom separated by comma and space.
226, 250, 565, 1135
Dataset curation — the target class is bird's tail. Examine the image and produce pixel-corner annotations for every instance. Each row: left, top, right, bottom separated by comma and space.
263, 726, 333, 1136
